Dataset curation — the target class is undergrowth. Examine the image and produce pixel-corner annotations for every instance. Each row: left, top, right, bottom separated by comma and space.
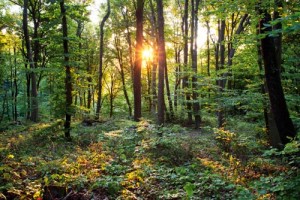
0, 118, 299, 199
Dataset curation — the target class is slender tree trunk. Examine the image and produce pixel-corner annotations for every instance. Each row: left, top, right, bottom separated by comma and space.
31, 10, 40, 122
60, 0, 72, 139
217, 20, 226, 128
75, 19, 84, 110
96, 0, 110, 119
165, 63, 174, 120
109, 79, 114, 118
191, 0, 201, 129
133, 0, 144, 121
151, 61, 158, 114
120, 65, 132, 117
206, 21, 210, 77
182, 0, 192, 124
156, 0, 167, 125
13, 47, 18, 121
23, 0, 38, 122
149, 0, 158, 114
146, 62, 152, 111
26, 70, 31, 120
87, 46, 94, 110
87, 77, 92, 109
115, 37, 132, 116
10, 48, 14, 120
174, 48, 181, 112
9, 46, 18, 121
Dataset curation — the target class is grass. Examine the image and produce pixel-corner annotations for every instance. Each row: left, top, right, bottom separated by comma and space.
0, 117, 299, 199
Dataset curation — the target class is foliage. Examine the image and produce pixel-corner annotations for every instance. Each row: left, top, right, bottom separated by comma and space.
1, 119, 299, 199
0, 0, 299, 199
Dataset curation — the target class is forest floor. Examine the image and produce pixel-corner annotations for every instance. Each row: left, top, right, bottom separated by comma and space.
0, 116, 299, 199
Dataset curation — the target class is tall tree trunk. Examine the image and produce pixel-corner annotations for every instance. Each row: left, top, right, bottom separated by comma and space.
87, 56, 92, 110
109, 78, 114, 118
260, 10, 296, 146
133, 0, 144, 121
255, 5, 270, 139
75, 19, 84, 110
149, 0, 158, 114
206, 21, 210, 77
156, 0, 167, 125
10, 48, 14, 120
96, 0, 110, 119
115, 37, 132, 116
191, 0, 201, 129
165, 63, 174, 120
60, 0, 72, 139
26, 70, 31, 120
217, 20, 226, 128
10, 46, 18, 121
174, 47, 181, 112
13, 46, 18, 121
87, 46, 94, 110
31, 1, 40, 122
182, 0, 192, 124
23, 0, 38, 122
146, 61, 152, 111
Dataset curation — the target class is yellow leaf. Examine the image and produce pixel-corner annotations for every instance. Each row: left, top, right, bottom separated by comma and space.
7, 154, 14, 159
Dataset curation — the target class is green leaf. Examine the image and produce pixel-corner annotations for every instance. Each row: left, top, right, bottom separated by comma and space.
184, 182, 195, 198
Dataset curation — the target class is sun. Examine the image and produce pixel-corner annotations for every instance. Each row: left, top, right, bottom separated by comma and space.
142, 47, 153, 62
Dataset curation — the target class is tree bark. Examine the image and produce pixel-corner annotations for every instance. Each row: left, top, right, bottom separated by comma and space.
23, 0, 38, 122
191, 0, 201, 129
13, 46, 18, 121
115, 37, 132, 117
174, 47, 181, 112
206, 21, 210, 77
149, 0, 158, 114
156, 0, 166, 125
133, 0, 144, 121
255, 8, 270, 141
60, 0, 72, 139
30, 0, 41, 122
165, 62, 174, 120
217, 20, 226, 128
182, 0, 193, 124
96, 0, 110, 119
260, 10, 296, 145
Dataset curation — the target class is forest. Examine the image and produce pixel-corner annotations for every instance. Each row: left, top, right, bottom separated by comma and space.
0, 0, 299, 199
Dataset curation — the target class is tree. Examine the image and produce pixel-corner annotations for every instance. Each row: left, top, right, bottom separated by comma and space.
182, 0, 193, 124
216, 19, 226, 128
114, 36, 132, 117
96, 0, 111, 119
259, 8, 296, 146
156, 0, 166, 125
133, 0, 144, 121
60, 0, 72, 139
149, 0, 158, 115
23, 0, 38, 122
191, 0, 201, 129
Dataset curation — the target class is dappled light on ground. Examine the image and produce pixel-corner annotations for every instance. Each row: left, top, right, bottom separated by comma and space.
0, 119, 299, 199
